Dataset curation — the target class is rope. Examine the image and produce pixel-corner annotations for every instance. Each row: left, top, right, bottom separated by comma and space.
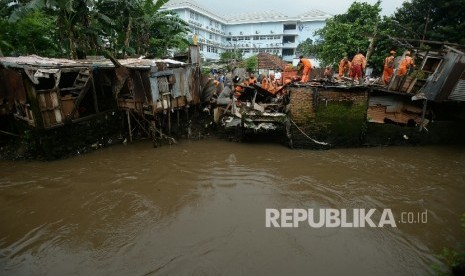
290, 119, 330, 146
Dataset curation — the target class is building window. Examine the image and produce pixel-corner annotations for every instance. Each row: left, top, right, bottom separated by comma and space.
209, 20, 213, 26
282, 49, 294, 56
190, 11, 195, 19
253, 36, 259, 40
283, 24, 297, 30
209, 33, 213, 39
195, 13, 199, 20
283, 36, 296, 43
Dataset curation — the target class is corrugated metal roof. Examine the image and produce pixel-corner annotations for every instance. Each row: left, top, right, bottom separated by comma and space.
0, 55, 185, 69
296, 10, 332, 20
226, 10, 288, 23
448, 70, 465, 102
162, 0, 227, 22
163, 0, 331, 24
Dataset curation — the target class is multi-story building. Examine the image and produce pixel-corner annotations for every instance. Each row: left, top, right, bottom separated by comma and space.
161, 0, 331, 62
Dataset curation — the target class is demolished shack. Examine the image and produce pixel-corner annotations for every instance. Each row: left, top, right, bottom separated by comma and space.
369, 44, 465, 132
0, 49, 202, 158
211, 43, 465, 148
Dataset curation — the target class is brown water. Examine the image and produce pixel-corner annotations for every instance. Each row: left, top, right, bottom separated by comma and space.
1, 139, 465, 275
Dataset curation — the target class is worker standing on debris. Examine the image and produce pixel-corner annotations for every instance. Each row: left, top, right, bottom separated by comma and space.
383, 50, 396, 85
397, 51, 414, 76
261, 73, 278, 92
324, 66, 332, 80
350, 50, 367, 83
299, 55, 313, 82
338, 56, 351, 79
248, 73, 257, 86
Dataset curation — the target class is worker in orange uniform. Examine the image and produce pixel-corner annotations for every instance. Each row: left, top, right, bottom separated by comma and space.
261, 73, 278, 93
299, 55, 312, 82
338, 56, 351, 79
248, 73, 258, 86
397, 51, 414, 76
351, 50, 366, 83
383, 50, 396, 85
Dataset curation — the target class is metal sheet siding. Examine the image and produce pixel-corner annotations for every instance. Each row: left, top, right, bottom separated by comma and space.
448, 69, 465, 102
150, 76, 160, 102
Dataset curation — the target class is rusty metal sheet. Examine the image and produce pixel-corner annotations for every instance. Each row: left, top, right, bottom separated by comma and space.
173, 70, 183, 98
131, 71, 146, 103
189, 45, 201, 65
189, 66, 200, 104
140, 71, 152, 103
114, 67, 130, 95
169, 65, 199, 103
3, 68, 27, 106
172, 68, 186, 99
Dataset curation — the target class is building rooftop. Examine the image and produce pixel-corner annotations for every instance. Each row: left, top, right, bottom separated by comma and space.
297, 10, 332, 21
257, 52, 289, 70
162, 0, 227, 23
0, 55, 186, 69
163, 0, 331, 24
226, 10, 289, 23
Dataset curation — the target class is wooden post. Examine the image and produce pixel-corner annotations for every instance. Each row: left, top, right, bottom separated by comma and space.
419, 99, 428, 132
127, 110, 132, 142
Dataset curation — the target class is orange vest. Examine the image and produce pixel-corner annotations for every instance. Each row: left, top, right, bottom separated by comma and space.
352, 54, 366, 68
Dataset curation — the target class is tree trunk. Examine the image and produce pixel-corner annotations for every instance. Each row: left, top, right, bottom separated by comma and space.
69, 30, 77, 59
123, 17, 133, 58
366, 25, 377, 63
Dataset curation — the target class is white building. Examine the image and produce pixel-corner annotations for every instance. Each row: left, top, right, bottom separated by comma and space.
161, 0, 331, 62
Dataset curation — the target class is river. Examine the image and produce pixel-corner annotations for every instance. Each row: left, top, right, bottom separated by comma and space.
1, 139, 465, 275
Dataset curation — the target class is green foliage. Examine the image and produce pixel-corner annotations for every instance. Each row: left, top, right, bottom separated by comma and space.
0, 0, 187, 58
296, 38, 318, 58
244, 55, 257, 73
0, 10, 59, 56
393, 0, 465, 45
313, 1, 381, 66
219, 50, 243, 62
433, 213, 465, 275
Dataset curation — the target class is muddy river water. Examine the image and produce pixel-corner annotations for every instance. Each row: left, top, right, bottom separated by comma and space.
1, 139, 465, 275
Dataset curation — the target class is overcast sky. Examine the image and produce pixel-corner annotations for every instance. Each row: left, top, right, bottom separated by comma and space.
195, 0, 407, 17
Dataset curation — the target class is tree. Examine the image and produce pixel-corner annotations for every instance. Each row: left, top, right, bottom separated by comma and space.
393, 0, 465, 45
1, 1, 59, 57
97, 0, 187, 58
313, 1, 382, 66
296, 38, 318, 57
3, 0, 109, 58
244, 55, 257, 73
219, 50, 243, 62
1, 0, 187, 58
